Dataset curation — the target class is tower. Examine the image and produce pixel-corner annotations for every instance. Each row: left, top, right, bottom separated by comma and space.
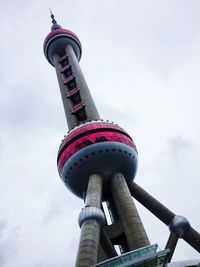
44, 14, 200, 267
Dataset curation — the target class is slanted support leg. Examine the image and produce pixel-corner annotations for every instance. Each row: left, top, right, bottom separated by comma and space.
165, 232, 178, 262
129, 181, 200, 253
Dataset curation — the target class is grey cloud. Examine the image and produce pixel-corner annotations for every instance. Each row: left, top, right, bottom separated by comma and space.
0, 225, 20, 267
0, 220, 8, 238
166, 136, 191, 157
42, 199, 64, 224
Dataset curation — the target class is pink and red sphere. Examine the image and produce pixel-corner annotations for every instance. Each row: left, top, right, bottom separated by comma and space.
57, 121, 138, 199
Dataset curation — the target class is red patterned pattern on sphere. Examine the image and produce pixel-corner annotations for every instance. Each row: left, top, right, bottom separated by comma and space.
57, 122, 137, 174
59, 122, 135, 151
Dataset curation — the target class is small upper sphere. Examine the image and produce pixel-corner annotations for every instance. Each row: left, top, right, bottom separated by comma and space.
57, 120, 138, 199
43, 24, 82, 66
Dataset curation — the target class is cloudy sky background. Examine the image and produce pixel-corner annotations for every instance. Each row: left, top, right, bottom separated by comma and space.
0, 0, 200, 266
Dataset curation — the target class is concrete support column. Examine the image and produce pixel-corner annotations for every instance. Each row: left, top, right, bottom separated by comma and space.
84, 174, 102, 208
75, 174, 103, 267
110, 173, 150, 251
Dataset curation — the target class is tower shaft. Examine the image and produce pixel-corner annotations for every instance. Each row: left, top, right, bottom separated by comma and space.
53, 45, 100, 130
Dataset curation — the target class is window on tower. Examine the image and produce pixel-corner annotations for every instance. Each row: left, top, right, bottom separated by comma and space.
61, 65, 73, 79
64, 67, 72, 78
59, 55, 69, 67
76, 110, 87, 122
68, 80, 76, 90
63, 76, 77, 91
71, 94, 81, 104
67, 88, 82, 105
61, 59, 69, 67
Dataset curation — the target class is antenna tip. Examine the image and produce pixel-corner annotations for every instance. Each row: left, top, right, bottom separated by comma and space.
49, 9, 57, 24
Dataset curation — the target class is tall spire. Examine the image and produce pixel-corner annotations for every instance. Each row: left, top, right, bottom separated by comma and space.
50, 9, 57, 24
49, 9, 62, 31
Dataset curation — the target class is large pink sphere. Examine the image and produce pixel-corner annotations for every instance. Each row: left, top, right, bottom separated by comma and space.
57, 121, 138, 199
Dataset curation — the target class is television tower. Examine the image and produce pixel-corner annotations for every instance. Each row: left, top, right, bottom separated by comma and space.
44, 14, 200, 267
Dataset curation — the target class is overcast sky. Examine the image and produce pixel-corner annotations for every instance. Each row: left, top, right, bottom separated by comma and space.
0, 0, 200, 266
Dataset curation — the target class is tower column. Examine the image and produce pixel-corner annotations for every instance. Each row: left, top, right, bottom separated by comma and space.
75, 174, 104, 267
66, 45, 100, 121
53, 54, 78, 129
110, 173, 150, 251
